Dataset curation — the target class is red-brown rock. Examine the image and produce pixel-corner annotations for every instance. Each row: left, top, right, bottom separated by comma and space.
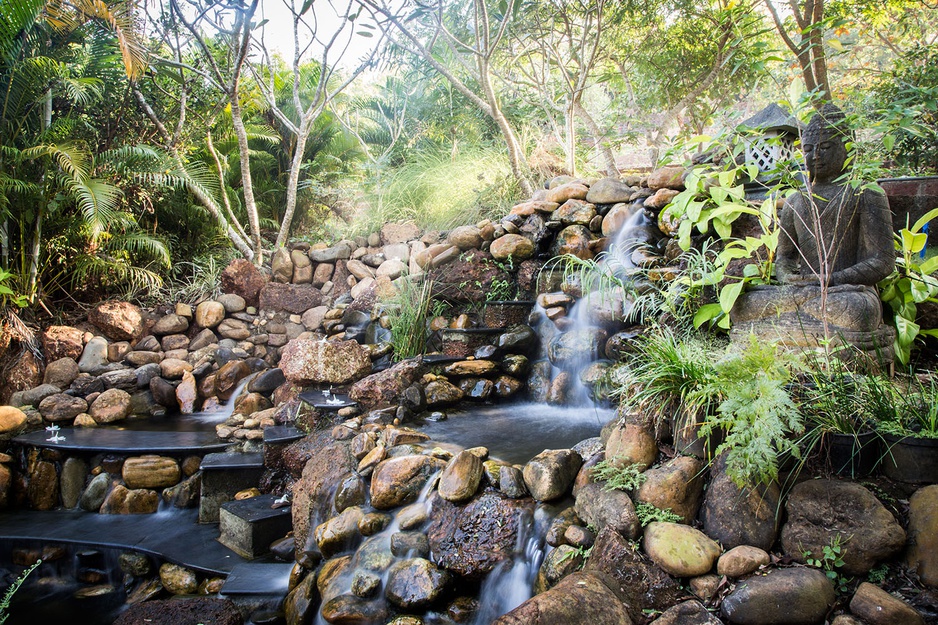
42, 325, 85, 361
220, 259, 268, 307
290, 432, 357, 552
349, 358, 427, 410
280, 339, 371, 385
258, 283, 324, 314
427, 490, 534, 579
89, 301, 144, 341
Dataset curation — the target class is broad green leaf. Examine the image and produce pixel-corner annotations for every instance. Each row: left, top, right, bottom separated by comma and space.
678, 219, 693, 251
901, 230, 927, 254
883, 134, 896, 151
719, 280, 745, 314
912, 207, 938, 234
685, 199, 704, 222
911, 279, 932, 303
919, 256, 938, 275
896, 314, 920, 344
714, 216, 732, 240
694, 303, 723, 329
717, 314, 732, 330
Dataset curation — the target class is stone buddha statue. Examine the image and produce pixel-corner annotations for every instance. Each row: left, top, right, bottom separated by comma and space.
731, 104, 896, 354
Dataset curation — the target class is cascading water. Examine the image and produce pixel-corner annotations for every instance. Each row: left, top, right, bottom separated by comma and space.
540, 207, 647, 405
471, 505, 553, 625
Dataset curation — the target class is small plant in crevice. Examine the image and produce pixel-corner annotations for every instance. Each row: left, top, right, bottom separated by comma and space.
634, 502, 683, 526
803, 535, 850, 593
557, 544, 592, 570
867, 563, 889, 585
590, 460, 647, 492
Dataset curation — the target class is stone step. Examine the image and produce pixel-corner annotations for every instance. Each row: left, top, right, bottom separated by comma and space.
199, 452, 265, 524
218, 494, 292, 560
262, 425, 304, 445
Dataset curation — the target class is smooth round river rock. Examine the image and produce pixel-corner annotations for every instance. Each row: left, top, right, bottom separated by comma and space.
721, 567, 835, 625
643, 521, 721, 577
522, 449, 582, 502
438, 450, 483, 502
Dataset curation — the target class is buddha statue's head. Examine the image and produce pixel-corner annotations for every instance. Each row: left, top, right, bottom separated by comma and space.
802, 104, 851, 183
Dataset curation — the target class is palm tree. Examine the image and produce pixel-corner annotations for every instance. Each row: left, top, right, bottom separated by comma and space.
0, 0, 169, 305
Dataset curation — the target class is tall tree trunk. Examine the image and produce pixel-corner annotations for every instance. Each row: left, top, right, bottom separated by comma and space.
133, 88, 254, 261
229, 96, 263, 265
574, 101, 618, 176
275, 120, 312, 249
479, 61, 532, 195
565, 102, 576, 177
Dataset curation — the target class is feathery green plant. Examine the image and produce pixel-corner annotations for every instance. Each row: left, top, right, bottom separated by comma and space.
696, 335, 804, 487
590, 460, 647, 491
0, 559, 41, 624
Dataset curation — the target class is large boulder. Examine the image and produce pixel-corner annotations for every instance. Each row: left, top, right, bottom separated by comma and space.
39, 393, 88, 422
113, 598, 242, 625
720, 567, 835, 625
493, 571, 634, 625
89, 388, 132, 424
43, 358, 80, 389
642, 522, 721, 577
907, 485, 938, 587
370, 455, 446, 510
849, 582, 925, 625
490, 234, 535, 262
584, 527, 686, 621
428, 249, 510, 304
89, 301, 144, 341
427, 490, 534, 579
575, 482, 640, 539
280, 339, 372, 385
438, 450, 484, 502
385, 558, 451, 610
0, 406, 28, 439
100, 484, 160, 514
259, 283, 323, 314
290, 431, 358, 552
122, 456, 181, 489
587, 177, 634, 205
634, 455, 706, 523
523, 449, 582, 502
220, 259, 268, 307
349, 358, 427, 410
195, 301, 226, 329
41, 325, 84, 361
701, 454, 780, 551
781, 479, 905, 575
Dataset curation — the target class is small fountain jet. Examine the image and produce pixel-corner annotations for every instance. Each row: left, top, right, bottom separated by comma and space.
45, 424, 66, 443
